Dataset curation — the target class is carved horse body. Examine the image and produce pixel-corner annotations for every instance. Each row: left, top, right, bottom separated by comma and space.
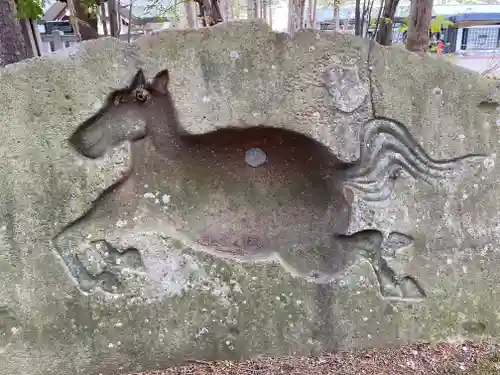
54, 69, 484, 297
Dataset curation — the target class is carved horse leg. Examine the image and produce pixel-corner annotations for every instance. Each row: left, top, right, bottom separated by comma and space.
53, 176, 141, 294
353, 231, 426, 301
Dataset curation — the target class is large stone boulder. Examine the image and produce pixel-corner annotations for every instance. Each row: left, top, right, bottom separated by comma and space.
0, 20, 498, 375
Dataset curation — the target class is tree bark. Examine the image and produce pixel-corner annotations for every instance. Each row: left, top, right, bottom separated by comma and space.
288, 0, 305, 33
74, 0, 99, 40
127, 0, 133, 42
307, 0, 313, 27
406, 0, 433, 53
220, 0, 230, 20
100, 2, 108, 36
247, 0, 254, 18
310, 0, 317, 27
255, 0, 261, 18
0, 0, 29, 66
108, 0, 119, 37
376, 0, 399, 45
354, 0, 361, 35
334, 1, 340, 30
299, 0, 305, 27
268, 1, 273, 27
183, 0, 197, 27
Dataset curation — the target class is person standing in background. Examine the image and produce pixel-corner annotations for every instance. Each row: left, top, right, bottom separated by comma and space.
437, 39, 444, 57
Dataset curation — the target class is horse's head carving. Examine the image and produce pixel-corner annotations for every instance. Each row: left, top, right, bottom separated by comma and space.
69, 69, 173, 159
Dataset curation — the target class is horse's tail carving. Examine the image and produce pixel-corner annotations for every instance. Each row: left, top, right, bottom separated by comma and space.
343, 118, 488, 201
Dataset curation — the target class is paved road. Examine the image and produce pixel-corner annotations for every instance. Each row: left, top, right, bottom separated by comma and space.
446, 53, 500, 77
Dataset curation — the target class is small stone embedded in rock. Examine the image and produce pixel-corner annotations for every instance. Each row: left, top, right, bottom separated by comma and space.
484, 158, 495, 169
245, 148, 267, 167
162, 194, 171, 204
433, 87, 443, 96
116, 219, 127, 228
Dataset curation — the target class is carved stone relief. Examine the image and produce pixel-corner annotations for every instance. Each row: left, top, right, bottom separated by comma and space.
53, 68, 487, 303
319, 63, 369, 113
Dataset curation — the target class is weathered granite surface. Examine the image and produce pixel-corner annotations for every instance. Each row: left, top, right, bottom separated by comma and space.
0, 20, 498, 375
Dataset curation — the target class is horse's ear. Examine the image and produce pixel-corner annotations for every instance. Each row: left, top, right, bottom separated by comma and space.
150, 69, 170, 94
130, 69, 146, 89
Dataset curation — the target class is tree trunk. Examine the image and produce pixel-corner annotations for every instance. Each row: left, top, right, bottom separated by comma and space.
299, 0, 305, 27
310, 0, 317, 27
406, 0, 433, 53
220, 0, 230, 20
203, 0, 223, 25
268, 1, 273, 27
354, 0, 361, 35
127, 0, 133, 42
184, 1, 197, 27
360, 0, 367, 36
74, 0, 99, 40
0, 0, 29, 66
246, 0, 252, 18
19, 19, 37, 58
334, 2, 340, 30
108, 0, 119, 37
288, 0, 305, 33
307, 0, 313, 27
255, 0, 260, 18
377, 0, 399, 45
100, 2, 108, 36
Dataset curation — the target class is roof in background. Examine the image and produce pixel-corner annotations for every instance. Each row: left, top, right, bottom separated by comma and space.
448, 12, 500, 22
41, 1, 66, 21
41, 0, 171, 23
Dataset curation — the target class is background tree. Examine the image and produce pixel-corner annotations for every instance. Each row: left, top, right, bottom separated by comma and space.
333, 0, 340, 29
398, 14, 453, 43
376, 0, 399, 45
317, 0, 343, 30
307, 0, 317, 27
181, 0, 197, 27
74, 0, 99, 39
0, 0, 31, 66
288, 0, 305, 33
405, 0, 433, 52
354, 0, 361, 35
358, 0, 376, 37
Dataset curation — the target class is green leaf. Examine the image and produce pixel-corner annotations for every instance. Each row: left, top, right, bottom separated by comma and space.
16, 0, 44, 20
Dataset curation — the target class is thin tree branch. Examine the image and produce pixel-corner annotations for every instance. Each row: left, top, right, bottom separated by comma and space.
372, 0, 384, 40
127, 0, 133, 41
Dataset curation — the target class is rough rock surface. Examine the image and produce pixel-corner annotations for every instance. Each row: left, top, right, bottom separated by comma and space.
0, 20, 499, 375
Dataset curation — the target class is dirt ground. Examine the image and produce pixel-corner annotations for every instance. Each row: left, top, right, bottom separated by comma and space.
130, 342, 500, 375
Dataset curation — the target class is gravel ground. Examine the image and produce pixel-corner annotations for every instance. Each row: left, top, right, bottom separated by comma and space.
129, 342, 500, 375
